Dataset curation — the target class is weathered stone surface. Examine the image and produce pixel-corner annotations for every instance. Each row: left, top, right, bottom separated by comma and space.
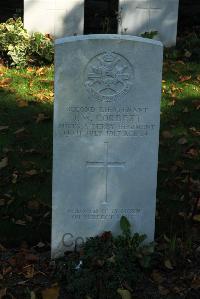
52, 35, 163, 258
24, 0, 84, 36
119, 0, 179, 46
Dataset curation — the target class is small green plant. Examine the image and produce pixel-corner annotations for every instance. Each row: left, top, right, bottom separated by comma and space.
54, 217, 154, 299
0, 18, 54, 66
140, 31, 158, 39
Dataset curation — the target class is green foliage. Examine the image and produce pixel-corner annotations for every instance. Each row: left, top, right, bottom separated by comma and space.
140, 31, 158, 39
54, 217, 154, 299
0, 18, 54, 67
30, 32, 54, 64
0, 18, 30, 66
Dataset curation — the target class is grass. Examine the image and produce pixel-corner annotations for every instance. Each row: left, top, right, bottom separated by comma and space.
0, 57, 199, 246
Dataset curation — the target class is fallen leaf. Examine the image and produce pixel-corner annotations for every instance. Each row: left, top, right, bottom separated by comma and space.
36, 67, 45, 75
42, 285, 60, 299
162, 131, 173, 139
191, 277, 200, 289
0, 157, 8, 169
179, 75, 191, 82
0, 125, 9, 131
14, 127, 25, 134
12, 173, 18, 184
36, 113, 50, 123
177, 137, 188, 145
17, 100, 29, 108
0, 78, 12, 86
15, 220, 26, 226
164, 259, 173, 270
25, 169, 38, 176
23, 264, 35, 278
117, 289, 132, 299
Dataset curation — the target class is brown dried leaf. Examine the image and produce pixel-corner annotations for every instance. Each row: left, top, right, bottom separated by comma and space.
177, 137, 188, 145
36, 67, 45, 75
15, 220, 26, 226
17, 100, 29, 108
0, 78, 12, 86
14, 127, 25, 134
25, 169, 38, 176
36, 113, 50, 123
23, 264, 35, 279
0, 125, 9, 131
179, 75, 192, 82
42, 285, 60, 299
0, 157, 8, 169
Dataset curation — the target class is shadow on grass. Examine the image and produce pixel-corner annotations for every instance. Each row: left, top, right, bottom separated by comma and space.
0, 87, 199, 245
0, 88, 53, 245
156, 95, 200, 239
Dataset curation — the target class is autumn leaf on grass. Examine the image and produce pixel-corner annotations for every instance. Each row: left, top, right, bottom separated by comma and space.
17, 100, 29, 108
0, 125, 9, 131
0, 78, 12, 87
42, 285, 60, 299
179, 75, 192, 82
0, 157, 8, 169
23, 264, 35, 279
36, 113, 50, 123
25, 169, 38, 176
177, 137, 188, 145
39, 79, 54, 86
36, 67, 45, 76
14, 127, 25, 135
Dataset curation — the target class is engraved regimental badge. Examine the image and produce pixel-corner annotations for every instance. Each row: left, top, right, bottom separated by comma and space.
85, 52, 134, 102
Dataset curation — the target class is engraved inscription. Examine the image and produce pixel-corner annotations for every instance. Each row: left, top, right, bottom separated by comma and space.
85, 52, 134, 102
66, 208, 142, 221
56, 105, 156, 138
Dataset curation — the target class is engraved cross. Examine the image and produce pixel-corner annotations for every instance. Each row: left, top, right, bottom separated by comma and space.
136, 1, 162, 32
86, 142, 125, 204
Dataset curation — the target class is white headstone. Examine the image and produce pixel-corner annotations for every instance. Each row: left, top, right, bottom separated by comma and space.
52, 35, 163, 258
119, 0, 180, 46
24, 0, 84, 37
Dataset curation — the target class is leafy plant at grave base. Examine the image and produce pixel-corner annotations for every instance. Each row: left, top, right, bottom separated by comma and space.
0, 18, 54, 67
55, 217, 154, 299
140, 31, 158, 39
29, 32, 54, 65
